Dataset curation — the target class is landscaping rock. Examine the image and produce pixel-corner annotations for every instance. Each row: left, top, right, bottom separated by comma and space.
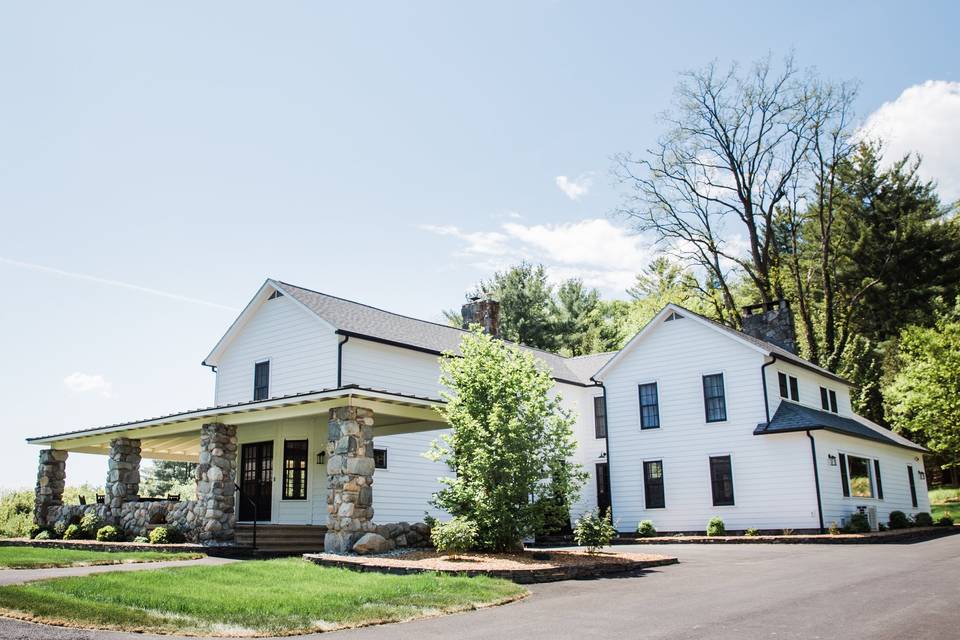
353, 533, 390, 554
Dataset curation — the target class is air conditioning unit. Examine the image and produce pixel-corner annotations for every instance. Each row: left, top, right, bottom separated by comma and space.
857, 505, 879, 532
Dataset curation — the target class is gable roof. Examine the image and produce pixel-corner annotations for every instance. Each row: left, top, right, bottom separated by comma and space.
755, 401, 926, 452
591, 303, 851, 385
205, 279, 597, 386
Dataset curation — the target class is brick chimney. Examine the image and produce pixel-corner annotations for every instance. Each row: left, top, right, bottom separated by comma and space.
741, 299, 797, 354
461, 295, 500, 337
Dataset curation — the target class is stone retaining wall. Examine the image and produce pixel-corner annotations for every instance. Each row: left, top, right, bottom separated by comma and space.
47, 500, 205, 542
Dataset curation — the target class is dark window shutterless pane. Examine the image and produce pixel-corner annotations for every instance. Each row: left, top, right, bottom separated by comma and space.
821, 387, 830, 410
374, 448, 388, 469
282, 440, 308, 500
709, 456, 734, 506
254, 361, 270, 401
789, 376, 799, 402
778, 372, 789, 398
644, 460, 665, 508
829, 390, 838, 413
703, 374, 727, 422
593, 396, 606, 438
639, 383, 660, 429
847, 454, 873, 498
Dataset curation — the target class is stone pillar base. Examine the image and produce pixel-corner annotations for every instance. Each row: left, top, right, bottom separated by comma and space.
106, 437, 141, 517
196, 423, 237, 545
35, 449, 68, 526
325, 406, 375, 553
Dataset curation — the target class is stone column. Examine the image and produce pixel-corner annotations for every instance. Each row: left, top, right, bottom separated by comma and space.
106, 437, 141, 515
325, 406, 375, 553
196, 423, 237, 545
34, 449, 67, 526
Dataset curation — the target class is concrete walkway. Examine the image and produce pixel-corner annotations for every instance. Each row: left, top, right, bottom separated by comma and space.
0, 537, 958, 639
0, 555, 235, 586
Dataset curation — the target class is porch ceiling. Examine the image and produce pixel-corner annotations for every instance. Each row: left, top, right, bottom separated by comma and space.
28, 385, 446, 458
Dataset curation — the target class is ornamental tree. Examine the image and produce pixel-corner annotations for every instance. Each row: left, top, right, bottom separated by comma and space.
428, 327, 586, 551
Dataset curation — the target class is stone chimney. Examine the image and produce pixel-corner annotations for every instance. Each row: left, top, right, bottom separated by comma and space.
741, 299, 797, 354
461, 295, 500, 337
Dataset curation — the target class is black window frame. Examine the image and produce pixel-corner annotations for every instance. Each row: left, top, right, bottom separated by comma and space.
839, 452, 850, 497
845, 453, 874, 498
820, 387, 830, 410
638, 382, 660, 430
874, 460, 884, 500
374, 448, 388, 470
829, 390, 838, 413
593, 396, 607, 439
643, 460, 665, 509
254, 361, 270, 401
709, 455, 735, 506
789, 376, 799, 402
907, 465, 918, 508
702, 373, 727, 423
281, 439, 308, 500
778, 372, 789, 398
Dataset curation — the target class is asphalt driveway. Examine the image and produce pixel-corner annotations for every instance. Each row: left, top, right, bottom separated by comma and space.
0, 535, 957, 639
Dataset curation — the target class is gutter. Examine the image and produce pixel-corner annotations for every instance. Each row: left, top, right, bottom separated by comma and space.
807, 430, 825, 533
760, 355, 778, 424
592, 378, 613, 521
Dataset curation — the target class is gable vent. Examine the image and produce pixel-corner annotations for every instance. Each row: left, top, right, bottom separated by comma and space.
268, 290, 284, 300
665, 311, 684, 322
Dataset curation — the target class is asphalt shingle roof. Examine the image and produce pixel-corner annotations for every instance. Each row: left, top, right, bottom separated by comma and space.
275, 281, 599, 385
754, 401, 926, 451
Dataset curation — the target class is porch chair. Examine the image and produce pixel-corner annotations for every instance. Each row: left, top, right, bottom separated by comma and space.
95, 494, 105, 504
78, 496, 86, 505
167, 494, 180, 502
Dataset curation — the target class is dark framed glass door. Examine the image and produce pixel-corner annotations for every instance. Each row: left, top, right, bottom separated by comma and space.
596, 462, 611, 514
240, 441, 273, 521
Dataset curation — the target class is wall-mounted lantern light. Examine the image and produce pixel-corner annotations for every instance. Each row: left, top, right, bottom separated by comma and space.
919, 471, 926, 480
828, 454, 838, 467
316, 451, 326, 465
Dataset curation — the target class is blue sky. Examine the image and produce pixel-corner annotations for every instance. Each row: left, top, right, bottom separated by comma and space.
1, 1, 958, 489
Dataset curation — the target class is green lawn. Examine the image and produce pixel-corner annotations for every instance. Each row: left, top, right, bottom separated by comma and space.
0, 558, 526, 635
930, 487, 959, 523
0, 546, 202, 569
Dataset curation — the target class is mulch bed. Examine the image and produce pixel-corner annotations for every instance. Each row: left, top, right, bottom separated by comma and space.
304, 549, 678, 583
606, 524, 960, 545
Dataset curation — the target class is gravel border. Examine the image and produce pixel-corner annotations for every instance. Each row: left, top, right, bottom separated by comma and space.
304, 550, 678, 583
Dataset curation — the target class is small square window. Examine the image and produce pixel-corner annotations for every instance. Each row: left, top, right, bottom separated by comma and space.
373, 448, 388, 470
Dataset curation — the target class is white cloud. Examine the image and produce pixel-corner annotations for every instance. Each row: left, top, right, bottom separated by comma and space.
422, 218, 656, 293
63, 372, 113, 398
555, 173, 594, 200
861, 81, 960, 202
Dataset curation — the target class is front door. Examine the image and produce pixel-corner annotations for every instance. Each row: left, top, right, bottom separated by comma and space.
596, 462, 611, 514
240, 441, 273, 521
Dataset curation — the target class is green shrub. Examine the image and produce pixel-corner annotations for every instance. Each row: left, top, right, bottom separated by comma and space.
148, 526, 185, 544
937, 513, 954, 526
34, 530, 51, 540
828, 521, 840, 535
878, 523, 888, 531
62, 524, 83, 540
744, 527, 760, 537
0, 490, 35, 538
28, 524, 46, 540
133, 535, 150, 543
79, 512, 103, 537
52, 520, 68, 539
913, 512, 933, 528
781, 528, 795, 536
573, 508, 617, 552
430, 517, 479, 555
636, 520, 657, 538
96, 525, 123, 542
844, 512, 870, 533
706, 517, 725, 536
888, 510, 911, 530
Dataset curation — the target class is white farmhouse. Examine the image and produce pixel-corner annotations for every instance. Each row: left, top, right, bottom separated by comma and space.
29, 279, 929, 551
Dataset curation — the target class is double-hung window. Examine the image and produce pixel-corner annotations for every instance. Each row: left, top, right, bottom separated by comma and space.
282, 440, 308, 500
254, 361, 270, 401
778, 372, 799, 401
702, 373, 727, 422
644, 460, 665, 508
593, 396, 607, 439
838, 453, 875, 498
820, 386, 838, 413
638, 383, 660, 429
709, 455, 735, 506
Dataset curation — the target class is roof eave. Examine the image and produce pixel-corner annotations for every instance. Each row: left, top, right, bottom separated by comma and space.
754, 423, 927, 453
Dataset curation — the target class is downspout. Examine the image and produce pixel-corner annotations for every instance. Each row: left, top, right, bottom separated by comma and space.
807, 430, 825, 533
592, 378, 613, 521
760, 355, 777, 425
336, 334, 350, 388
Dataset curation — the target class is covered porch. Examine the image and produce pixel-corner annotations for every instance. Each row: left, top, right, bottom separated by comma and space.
28, 385, 446, 552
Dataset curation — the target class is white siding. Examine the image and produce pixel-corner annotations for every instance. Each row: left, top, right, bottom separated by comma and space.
602, 314, 820, 532
340, 339, 442, 398
565, 385, 608, 519
371, 430, 449, 523
813, 431, 930, 527
215, 295, 338, 405
764, 359, 853, 419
